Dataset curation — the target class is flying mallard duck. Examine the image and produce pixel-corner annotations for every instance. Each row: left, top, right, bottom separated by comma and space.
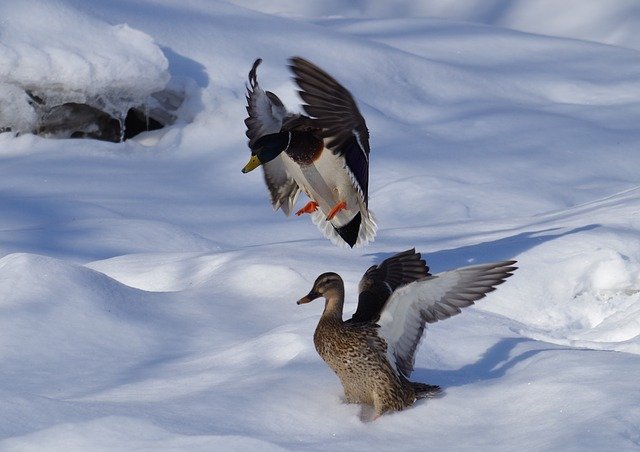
297, 249, 517, 418
242, 57, 376, 248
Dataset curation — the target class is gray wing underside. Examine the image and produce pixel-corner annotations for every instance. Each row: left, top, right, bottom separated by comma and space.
244, 58, 300, 215
378, 260, 518, 378
245, 59, 286, 147
263, 158, 300, 215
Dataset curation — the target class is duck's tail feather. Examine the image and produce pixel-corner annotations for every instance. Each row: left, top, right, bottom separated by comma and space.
412, 381, 442, 399
311, 208, 377, 248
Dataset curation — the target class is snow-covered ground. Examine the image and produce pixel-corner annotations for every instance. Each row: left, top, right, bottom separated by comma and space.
1, 0, 640, 450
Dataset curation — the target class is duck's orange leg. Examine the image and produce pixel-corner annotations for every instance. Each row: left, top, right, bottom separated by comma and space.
326, 201, 347, 220
295, 201, 319, 216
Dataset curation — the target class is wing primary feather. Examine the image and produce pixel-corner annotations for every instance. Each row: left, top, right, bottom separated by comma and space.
288, 56, 371, 204
377, 260, 517, 378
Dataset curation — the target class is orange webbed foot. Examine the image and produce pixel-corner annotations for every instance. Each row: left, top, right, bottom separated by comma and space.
326, 201, 347, 220
295, 201, 319, 216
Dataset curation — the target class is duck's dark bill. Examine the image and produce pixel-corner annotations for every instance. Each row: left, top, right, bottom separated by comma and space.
297, 290, 320, 305
241, 155, 261, 173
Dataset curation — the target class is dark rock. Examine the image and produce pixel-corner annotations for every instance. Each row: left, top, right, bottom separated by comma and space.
38, 102, 122, 142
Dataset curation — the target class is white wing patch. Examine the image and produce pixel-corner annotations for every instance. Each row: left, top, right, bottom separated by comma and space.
352, 128, 369, 164
377, 261, 516, 378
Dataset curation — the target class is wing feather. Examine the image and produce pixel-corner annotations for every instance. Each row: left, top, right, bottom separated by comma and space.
244, 58, 300, 215
348, 249, 430, 324
245, 59, 287, 146
377, 261, 518, 378
289, 57, 370, 202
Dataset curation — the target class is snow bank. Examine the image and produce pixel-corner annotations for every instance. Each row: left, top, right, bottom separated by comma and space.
0, 0, 169, 133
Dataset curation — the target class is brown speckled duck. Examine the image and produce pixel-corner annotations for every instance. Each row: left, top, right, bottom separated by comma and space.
297, 249, 517, 418
242, 57, 376, 248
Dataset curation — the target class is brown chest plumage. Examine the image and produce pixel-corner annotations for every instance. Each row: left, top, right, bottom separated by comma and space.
286, 130, 324, 165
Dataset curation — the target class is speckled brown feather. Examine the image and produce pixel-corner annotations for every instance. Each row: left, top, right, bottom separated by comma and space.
313, 315, 421, 415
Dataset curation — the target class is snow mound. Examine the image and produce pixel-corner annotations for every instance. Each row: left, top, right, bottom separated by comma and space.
87, 248, 308, 294
484, 227, 640, 354
0, 0, 171, 137
0, 253, 177, 396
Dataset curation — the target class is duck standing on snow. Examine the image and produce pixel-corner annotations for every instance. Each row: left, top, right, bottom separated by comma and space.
241, 57, 376, 248
297, 249, 517, 418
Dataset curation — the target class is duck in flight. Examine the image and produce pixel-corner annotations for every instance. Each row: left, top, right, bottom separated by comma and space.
297, 249, 517, 418
242, 57, 376, 248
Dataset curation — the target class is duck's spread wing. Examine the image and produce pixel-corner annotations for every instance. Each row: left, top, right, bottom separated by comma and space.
289, 57, 370, 203
347, 249, 431, 324
245, 58, 287, 146
377, 261, 517, 378
244, 58, 300, 215
262, 157, 301, 216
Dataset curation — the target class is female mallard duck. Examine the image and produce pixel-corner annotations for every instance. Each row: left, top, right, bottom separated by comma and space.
297, 249, 517, 418
242, 57, 376, 248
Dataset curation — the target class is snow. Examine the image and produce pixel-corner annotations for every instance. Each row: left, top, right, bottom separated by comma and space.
234, 0, 640, 51
1, 0, 640, 450
0, 0, 169, 134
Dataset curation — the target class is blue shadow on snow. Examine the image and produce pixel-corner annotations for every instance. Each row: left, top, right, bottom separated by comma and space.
365, 224, 599, 273
413, 337, 536, 388
162, 46, 209, 88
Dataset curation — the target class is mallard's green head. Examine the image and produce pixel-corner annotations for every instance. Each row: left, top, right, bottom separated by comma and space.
241, 132, 290, 173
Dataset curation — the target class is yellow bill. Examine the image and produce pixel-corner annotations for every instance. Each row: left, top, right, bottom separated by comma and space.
241, 155, 262, 173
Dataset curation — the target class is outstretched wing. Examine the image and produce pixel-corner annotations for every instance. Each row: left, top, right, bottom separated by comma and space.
244, 58, 300, 215
289, 57, 371, 204
377, 261, 518, 378
347, 249, 430, 324
245, 58, 287, 147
